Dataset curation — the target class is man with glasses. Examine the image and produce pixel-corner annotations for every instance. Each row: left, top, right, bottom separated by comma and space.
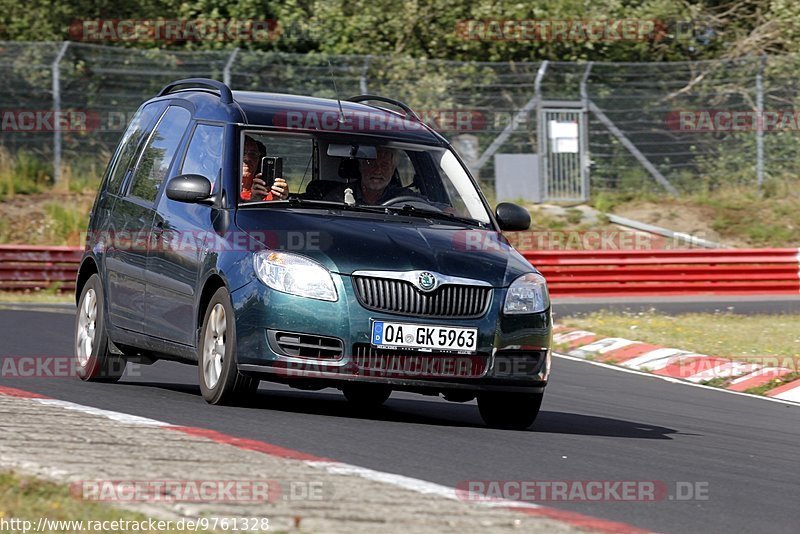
326, 146, 417, 205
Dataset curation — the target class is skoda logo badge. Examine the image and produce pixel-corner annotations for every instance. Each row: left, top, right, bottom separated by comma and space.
418, 272, 436, 291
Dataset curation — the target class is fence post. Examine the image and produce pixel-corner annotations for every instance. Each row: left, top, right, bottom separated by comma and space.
579, 62, 594, 202
51, 41, 70, 184
360, 55, 372, 94
472, 60, 549, 173
755, 55, 766, 192
223, 47, 240, 88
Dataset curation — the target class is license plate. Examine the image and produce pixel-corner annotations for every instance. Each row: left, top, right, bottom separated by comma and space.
371, 321, 478, 354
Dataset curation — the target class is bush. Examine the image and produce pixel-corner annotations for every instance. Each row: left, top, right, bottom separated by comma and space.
43, 202, 88, 246
0, 148, 52, 199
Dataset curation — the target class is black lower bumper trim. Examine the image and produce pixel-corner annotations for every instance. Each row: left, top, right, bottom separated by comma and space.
238, 363, 546, 393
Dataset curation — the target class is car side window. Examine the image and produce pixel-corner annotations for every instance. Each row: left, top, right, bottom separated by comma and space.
128, 106, 192, 203
181, 123, 224, 190
239, 132, 314, 202
106, 101, 167, 195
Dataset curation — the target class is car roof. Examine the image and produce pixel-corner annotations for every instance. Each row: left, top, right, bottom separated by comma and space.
151, 85, 446, 145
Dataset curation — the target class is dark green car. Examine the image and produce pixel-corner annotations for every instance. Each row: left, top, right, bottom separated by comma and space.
74, 79, 552, 429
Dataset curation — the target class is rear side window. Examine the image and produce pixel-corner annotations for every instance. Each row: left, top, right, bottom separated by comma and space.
106, 101, 167, 195
128, 106, 192, 203
181, 124, 225, 188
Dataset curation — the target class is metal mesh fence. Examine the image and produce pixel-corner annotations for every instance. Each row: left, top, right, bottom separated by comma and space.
1, 41, 796, 198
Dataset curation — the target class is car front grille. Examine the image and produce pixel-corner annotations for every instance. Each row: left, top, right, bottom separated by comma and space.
268, 330, 343, 359
352, 276, 492, 318
352, 344, 488, 378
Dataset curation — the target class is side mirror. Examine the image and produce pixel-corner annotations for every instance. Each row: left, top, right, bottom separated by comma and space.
166, 174, 213, 203
495, 202, 531, 231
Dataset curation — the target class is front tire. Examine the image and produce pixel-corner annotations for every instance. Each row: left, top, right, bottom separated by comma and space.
477, 392, 544, 429
74, 274, 125, 382
198, 287, 258, 405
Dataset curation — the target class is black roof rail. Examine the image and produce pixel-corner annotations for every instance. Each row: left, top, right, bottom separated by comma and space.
347, 94, 421, 122
157, 78, 233, 104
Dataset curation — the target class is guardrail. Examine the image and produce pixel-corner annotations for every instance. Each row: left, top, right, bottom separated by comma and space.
0, 245, 82, 292
522, 248, 800, 297
1, 245, 799, 298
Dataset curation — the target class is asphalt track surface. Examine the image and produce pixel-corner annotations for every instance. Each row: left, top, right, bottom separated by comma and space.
1, 305, 799, 533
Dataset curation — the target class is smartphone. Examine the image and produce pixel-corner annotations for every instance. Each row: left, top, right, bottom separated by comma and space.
260, 156, 282, 189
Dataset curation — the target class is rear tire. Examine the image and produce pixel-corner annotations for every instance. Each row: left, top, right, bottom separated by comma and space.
342, 384, 391, 407
74, 274, 125, 383
198, 287, 258, 405
477, 392, 544, 429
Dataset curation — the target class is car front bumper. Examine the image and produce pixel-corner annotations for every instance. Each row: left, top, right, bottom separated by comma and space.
230, 276, 552, 393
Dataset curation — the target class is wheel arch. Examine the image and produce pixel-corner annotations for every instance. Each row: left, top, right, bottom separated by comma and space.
75, 255, 99, 306
196, 273, 228, 346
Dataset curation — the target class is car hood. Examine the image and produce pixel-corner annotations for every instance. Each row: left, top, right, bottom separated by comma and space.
235, 209, 535, 287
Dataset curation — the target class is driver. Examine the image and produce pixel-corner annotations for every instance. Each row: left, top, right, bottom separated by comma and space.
325, 146, 417, 205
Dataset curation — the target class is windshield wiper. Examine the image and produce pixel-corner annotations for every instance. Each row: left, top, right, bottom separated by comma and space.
239, 197, 387, 214
239, 198, 348, 209
385, 204, 487, 227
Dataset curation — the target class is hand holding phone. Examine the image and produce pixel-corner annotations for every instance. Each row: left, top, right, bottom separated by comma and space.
260, 156, 283, 189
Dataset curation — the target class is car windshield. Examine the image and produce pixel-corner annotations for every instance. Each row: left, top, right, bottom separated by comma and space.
237, 130, 492, 225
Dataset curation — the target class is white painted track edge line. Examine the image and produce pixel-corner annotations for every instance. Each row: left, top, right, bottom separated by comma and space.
31, 398, 175, 426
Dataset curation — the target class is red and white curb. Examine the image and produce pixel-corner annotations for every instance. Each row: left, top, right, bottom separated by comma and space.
553, 329, 800, 403
0, 385, 648, 534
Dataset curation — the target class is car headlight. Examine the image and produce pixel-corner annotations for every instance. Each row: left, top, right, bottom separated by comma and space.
503, 272, 549, 314
253, 251, 337, 302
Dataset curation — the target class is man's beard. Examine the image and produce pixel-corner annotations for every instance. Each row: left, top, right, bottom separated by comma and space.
362, 174, 389, 191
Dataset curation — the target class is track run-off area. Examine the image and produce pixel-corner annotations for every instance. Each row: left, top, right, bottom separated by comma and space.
0, 300, 799, 533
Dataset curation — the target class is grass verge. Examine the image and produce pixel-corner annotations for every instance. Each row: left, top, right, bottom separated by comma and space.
592, 180, 800, 248
0, 292, 73, 304
0, 471, 214, 533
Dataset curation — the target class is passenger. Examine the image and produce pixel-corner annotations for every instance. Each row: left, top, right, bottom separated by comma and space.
241, 136, 288, 201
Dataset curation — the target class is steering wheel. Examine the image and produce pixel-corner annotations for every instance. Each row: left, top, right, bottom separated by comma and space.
381, 196, 440, 210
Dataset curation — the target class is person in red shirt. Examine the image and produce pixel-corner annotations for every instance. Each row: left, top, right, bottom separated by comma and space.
241, 136, 289, 201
